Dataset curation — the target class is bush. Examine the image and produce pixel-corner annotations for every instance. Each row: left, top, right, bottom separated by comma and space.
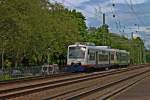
0, 75, 12, 81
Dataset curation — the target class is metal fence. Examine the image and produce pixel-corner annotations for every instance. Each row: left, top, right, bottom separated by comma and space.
0, 66, 41, 81
0, 65, 66, 81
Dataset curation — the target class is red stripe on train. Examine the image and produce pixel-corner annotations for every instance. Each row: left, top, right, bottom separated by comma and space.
66, 64, 95, 68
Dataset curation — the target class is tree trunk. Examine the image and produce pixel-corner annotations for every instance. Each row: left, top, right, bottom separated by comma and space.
15, 51, 20, 68
1, 49, 5, 70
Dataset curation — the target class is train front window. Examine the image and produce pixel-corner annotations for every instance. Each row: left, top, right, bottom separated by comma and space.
69, 47, 86, 59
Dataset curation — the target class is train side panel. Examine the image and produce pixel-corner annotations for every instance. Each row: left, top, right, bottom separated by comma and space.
67, 43, 130, 72
97, 50, 110, 68
116, 50, 130, 67
85, 48, 96, 67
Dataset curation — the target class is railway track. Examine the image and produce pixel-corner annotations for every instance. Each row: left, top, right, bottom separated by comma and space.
44, 64, 150, 100
0, 72, 76, 85
62, 68, 150, 100
0, 64, 149, 100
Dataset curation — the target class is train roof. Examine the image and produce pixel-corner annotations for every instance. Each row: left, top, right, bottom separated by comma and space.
68, 43, 129, 53
114, 49, 129, 54
69, 44, 111, 51
69, 44, 109, 48
119, 50, 129, 54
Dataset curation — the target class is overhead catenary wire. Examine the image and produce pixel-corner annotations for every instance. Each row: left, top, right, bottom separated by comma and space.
111, 0, 129, 34
52, 0, 113, 26
125, 0, 150, 42
124, 0, 145, 26
50, 0, 146, 32
112, 0, 148, 40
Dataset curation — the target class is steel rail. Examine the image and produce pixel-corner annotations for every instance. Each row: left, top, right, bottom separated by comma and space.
42, 64, 149, 100
64, 69, 150, 100
0, 64, 148, 99
0, 64, 145, 85
100, 75, 150, 100
0, 72, 75, 85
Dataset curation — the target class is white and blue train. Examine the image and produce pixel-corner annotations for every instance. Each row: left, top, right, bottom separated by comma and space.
67, 42, 130, 72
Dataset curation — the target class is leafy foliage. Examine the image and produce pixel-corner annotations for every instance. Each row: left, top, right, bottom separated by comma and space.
0, 0, 87, 67
0, 0, 146, 68
86, 25, 145, 64
145, 50, 150, 63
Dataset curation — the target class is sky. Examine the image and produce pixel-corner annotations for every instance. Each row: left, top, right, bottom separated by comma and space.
50, 0, 150, 49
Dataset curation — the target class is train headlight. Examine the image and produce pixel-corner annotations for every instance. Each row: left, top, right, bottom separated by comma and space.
81, 47, 86, 51
77, 61, 81, 65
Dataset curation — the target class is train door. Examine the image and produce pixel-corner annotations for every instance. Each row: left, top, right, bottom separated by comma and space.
96, 51, 98, 65
87, 49, 96, 66
108, 51, 111, 65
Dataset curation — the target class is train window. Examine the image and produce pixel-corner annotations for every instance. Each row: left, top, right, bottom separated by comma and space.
116, 52, 120, 60
99, 54, 108, 61
69, 47, 86, 59
111, 54, 114, 60
89, 52, 95, 60
120, 53, 128, 61
102, 51, 106, 54
104, 55, 108, 61
99, 54, 102, 61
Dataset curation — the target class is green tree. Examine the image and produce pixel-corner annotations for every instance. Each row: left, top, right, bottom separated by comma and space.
86, 24, 110, 46
0, 1, 87, 67
130, 37, 145, 64
46, 3, 87, 64
0, 0, 52, 67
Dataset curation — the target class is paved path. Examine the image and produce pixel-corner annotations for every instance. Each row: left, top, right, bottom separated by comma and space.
113, 76, 150, 100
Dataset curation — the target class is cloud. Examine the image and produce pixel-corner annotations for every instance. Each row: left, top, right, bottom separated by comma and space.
129, 26, 150, 33
65, 0, 90, 6
51, 0, 91, 7
51, 0, 150, 49
81, 5, 98, 18
112, 0, 147, 5
133, 33, 141, 38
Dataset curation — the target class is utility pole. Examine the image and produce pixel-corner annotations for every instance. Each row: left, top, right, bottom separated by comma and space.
102, 13, 106, 45
102, 13, 111, 47
103, 13, 105, 25
131, 32, 134, 40
130, 32, 134, 64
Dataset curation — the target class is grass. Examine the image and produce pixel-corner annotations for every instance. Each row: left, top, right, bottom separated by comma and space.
0, 74, 12, 81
